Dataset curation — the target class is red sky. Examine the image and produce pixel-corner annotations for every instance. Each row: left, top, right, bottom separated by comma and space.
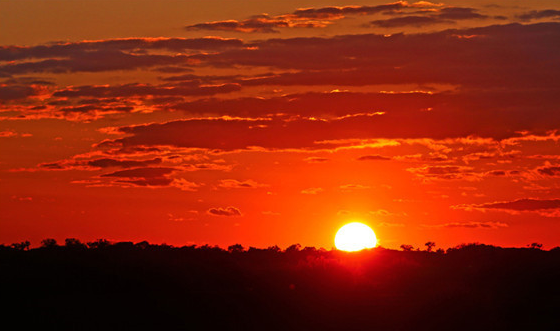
1, 0, 560, 249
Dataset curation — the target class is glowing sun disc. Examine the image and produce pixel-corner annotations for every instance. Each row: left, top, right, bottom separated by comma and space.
335, 222, 377, 251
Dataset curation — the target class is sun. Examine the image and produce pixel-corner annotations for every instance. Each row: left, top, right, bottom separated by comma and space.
335, 222, 377, 252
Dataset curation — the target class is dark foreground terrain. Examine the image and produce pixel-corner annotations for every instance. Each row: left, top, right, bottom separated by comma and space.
1, 242, 559, 330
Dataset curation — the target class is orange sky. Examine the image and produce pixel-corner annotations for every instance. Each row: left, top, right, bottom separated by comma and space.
1, 0, 560, 249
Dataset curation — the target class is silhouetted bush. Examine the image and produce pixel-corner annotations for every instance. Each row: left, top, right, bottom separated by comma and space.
0, 240, 558, 330
40, 238, 58, 248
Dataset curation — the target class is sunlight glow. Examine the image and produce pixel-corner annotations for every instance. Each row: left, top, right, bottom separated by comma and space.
334, 222, 377, 252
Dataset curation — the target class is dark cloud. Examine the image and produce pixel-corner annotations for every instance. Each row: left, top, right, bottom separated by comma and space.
87, 158, 162, 168
0, 37, 243, 75
408, 165, 476, 180
369, 6, 488, 27
290, 2, 413, 19
119, 177, 174, 186
39, 162, 65, 170
3, 23, 559, 91
183, 2, 429, 33
186, 19, 291, 33
304, 157, 329, 163
425, 221, 508, 229
537, 165, 560, 176
357, 154, 391, 161
437, 7, 488, 20
191, 23, 560, 89
217, 179, 267, 189
517, 9, 560, 21
100, 167, 177, 187
370, 16, 452, 27
102, 91, 560, 150
0, 84, 43, 101
0, 51, 191, 75
187, 4, 488, 31
0, 37, 243, 62
53, 83, 241, 98
101, 167, 174, 178
464, 198, 560, 211
207, 206, 242, 217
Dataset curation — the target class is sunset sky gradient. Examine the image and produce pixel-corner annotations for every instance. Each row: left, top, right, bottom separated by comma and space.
2, 0, 560, 249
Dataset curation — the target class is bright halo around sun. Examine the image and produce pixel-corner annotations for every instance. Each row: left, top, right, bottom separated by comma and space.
335, 222, 377, 252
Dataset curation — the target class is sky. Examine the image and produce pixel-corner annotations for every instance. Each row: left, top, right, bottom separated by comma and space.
1, 0, 560, 249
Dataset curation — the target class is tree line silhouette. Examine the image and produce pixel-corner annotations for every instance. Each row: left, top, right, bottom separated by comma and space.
1, 239, 558, 330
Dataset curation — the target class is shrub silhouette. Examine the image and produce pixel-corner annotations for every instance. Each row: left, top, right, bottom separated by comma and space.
424, 241, 436, 252
0, 240, 558, 330
40, 238, 58, 248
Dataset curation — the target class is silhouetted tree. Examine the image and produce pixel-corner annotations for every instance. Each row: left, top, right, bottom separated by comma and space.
135, 241, 150, 249
425, 241, 436, 252
64, 238, 86, 248
40, 238, 58, 248
400, 244, 414, 251
11, 241, 30, 250
87, 239, 110, 249
528, 243, 543, 249
228, 244, 244, 252
266, 245, 281, 252
0, 239, 558, 330
286, 243, 301, 252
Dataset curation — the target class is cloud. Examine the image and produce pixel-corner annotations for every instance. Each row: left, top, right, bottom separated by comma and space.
370, 15, 452, 27
370, 209, 403, 217
207, 206, 242, 217
289, 2, 422, 20
0, 37, 243, 61
101, 167, 176, 178
536, 164, 560, 177
186, 2, 486, 32
100, 167, 176, 187
101, 84, 560, 149
458, 198, 560, 211
453, 198, 560, 217
183, 2, 439, 33
357, 154, 391, 161
217, 179, 268, 189
0, 37, 243, 74
189, 23, 560, 90
301, 187, 324, 194
369, 6, 488, 28
99, 98, 560, 150
171, 178, 201, 191
340, 184, 370, 191
5, 24, 560, 128
87, 158, 162, 169
53, 83, 241, 98
423, 221, 508, 229
185, 18, 290, 33
0, 130, 31, 138
304, 157, 329, 163
437, 7, 488, 20
118, 177, 174, 186
0, 83, 44, 101
516, 10, 560, 21
0, 130, 18, 138
407, 165, 477, 180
